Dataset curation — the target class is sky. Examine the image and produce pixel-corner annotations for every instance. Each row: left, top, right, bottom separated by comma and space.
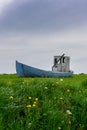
0, 0, 87, 74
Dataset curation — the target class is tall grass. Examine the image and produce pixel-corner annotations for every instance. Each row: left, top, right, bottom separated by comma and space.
0, 74, 87, 130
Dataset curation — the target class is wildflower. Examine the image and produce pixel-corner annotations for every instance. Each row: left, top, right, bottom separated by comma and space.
26, 105, 31, 108
66, 110, 72, 115
32, 104, 36, 107
35, 98, 38, 101
69, 121, 71, 124
44, 87, 48, 90
60, 79, 63, 82
60, 97, 63, 100
67, 89, 70, 92
33, 101, 37, 104
28, 123, 32, 128
28, 97, 32, 99
9, 96, 13, 99
58, 126, 61, 130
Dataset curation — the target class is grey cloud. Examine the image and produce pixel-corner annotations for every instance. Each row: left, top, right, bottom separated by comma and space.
0, 0, 87, 33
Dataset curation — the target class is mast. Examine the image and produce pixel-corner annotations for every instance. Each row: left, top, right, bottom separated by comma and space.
52, 53, 65, 70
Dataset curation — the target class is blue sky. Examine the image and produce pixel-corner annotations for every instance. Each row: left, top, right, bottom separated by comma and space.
0, 0, 87, 74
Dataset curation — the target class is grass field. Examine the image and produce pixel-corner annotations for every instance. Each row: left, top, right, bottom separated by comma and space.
0, 74, 87, 130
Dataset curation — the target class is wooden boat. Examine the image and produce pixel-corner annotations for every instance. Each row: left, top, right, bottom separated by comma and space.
16, 54, 73, 77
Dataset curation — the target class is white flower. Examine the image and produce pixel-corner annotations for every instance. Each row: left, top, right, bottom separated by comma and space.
69, 121, 71, 124
44, 87, 48, 90
66, 110, 72, 115
58, 126, 61, 130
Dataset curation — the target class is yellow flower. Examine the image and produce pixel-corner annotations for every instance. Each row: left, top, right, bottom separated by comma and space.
9, 96, 13, 99
33, 101, 37, 104
28, 97, 32, 99
58, 126, 61, 130
26, 105, 31, 108
60, 97, 63, 100
32, 104, 36, 107
60, 79, 63, 82
35, 98, 38, 101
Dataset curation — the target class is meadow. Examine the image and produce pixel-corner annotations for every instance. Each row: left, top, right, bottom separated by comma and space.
0, 74, 87, 130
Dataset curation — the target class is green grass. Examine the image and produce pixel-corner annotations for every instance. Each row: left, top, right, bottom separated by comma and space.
0, 74, 87, 130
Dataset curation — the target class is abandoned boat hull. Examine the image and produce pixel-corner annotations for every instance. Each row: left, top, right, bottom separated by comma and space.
16, 61, 73, 77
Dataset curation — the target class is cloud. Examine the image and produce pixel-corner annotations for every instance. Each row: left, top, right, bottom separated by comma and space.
0, 0, 87, 33
0, 0, 14, 15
